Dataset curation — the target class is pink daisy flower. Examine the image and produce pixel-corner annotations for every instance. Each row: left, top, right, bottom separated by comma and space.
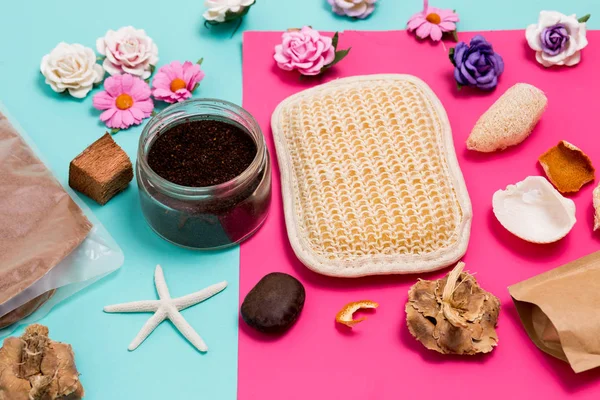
151, 61, 205, 104
407, 0, 459, 42
93, 74, 154, 130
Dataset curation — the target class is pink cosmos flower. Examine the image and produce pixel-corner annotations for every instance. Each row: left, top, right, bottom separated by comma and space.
152, 61, 205, 104
274, 26, 336, 76
407, 0, 459, 41
92, 74, 154, 130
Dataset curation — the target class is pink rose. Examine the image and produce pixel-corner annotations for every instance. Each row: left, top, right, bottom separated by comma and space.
274, 27, 336, 76
97, 26, 159, 80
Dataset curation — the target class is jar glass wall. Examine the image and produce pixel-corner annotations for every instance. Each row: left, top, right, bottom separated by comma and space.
136, 99, 271, 250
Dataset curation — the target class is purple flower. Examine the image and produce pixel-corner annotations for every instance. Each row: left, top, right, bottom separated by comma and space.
540, 24, 569, 56
450, 35, 504, 91
526, 11, 589, 68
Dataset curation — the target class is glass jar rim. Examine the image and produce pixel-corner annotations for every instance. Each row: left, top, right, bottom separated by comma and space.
137, 98, 266, 198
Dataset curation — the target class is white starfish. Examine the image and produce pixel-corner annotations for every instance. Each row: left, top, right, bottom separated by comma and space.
104, 265, 227, 352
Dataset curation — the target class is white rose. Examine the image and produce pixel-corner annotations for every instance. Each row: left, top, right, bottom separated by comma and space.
328, 0, 376, 19
525, 11, 588, 68
40, 43, 104, 99
96, 26, 159, 80
203, 0, 255, 23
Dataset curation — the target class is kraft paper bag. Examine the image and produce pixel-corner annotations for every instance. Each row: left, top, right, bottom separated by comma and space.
508, 251, 600, 373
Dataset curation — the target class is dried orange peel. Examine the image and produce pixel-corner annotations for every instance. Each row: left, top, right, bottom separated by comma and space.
335, 300, 379, 328
539, 141, 595, 194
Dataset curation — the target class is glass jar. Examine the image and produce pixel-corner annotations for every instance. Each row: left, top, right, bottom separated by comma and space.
136, 99, 271, 250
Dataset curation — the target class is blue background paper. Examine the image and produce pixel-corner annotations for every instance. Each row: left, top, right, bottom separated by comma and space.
0, 0, 597, 398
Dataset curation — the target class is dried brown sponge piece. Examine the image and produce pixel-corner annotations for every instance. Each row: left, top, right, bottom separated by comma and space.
467, 83, 547, 152
539, 140, 595, 194
69, 132, 133, 205
406, 262, 500, 355
0, 324, 84, 400
335, 300, 378, 328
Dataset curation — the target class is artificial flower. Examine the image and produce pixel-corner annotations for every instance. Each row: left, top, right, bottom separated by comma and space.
92, 74, 154, 130
40, 43, 104, 98
274, 27, 350, 76
327, 0, 377, 19
204, 0, 255, 23
152, 61, 205, 103
525, 11, 590, 68
449, 35, 504, 91
407, 0, 459, 42
96, 26, 159, 80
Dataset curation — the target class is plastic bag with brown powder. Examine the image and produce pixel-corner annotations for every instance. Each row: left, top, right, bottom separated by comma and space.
0, 111, 92, 329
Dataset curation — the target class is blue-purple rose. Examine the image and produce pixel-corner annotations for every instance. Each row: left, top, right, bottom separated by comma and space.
449, 35, 504, 90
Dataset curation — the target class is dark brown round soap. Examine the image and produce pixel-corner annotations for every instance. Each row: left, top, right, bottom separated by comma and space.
241, 272, 305, 334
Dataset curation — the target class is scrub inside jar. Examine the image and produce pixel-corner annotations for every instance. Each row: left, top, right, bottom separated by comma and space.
147, 118, 258, 187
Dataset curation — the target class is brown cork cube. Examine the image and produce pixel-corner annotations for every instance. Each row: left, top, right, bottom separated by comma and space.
69, 133, 133, 205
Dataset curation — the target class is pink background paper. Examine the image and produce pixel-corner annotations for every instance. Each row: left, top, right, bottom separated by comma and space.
240, 30, 600, 399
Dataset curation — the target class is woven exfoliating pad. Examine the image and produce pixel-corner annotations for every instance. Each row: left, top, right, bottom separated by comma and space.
271, 75, 472, 277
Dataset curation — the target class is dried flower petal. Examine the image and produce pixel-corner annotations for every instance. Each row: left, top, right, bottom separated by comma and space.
406, 262, 500, 355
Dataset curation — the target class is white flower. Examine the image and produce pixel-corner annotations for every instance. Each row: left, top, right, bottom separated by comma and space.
328, 0, 377, 19
203, 0, 255, 23
525, 11, 588, 68
40, 43, 104, 99
96, 26, 159, 80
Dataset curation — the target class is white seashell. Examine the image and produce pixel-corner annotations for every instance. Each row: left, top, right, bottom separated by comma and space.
492, 176, 576, 244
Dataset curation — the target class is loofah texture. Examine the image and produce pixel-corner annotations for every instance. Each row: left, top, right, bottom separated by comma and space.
271, 74, 472, 277
467, 83, 547, 152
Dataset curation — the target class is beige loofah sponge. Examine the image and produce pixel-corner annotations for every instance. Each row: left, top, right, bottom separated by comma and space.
467, 83, 547, 152
271, 74, 472, 277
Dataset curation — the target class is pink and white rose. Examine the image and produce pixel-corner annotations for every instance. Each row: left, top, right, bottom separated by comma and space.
274, 27, 336, 76
96, 26, 159, 80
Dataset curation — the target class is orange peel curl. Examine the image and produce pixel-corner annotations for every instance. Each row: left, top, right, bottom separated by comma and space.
539, 140, 595, 194
335, 300, 378, 328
